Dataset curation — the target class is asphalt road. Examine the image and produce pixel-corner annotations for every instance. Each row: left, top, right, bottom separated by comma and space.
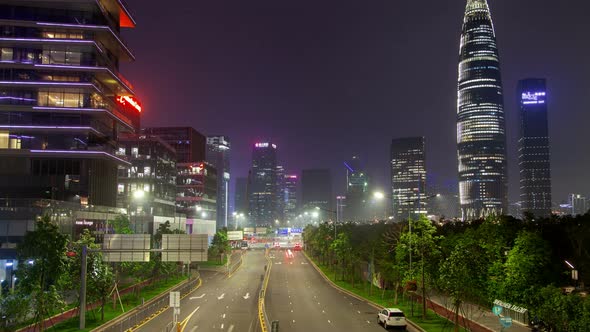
265, 249, 417, 332
137, 250, 267, 332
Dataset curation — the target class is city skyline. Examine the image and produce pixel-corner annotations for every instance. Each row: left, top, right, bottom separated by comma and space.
121, 0, 590, 207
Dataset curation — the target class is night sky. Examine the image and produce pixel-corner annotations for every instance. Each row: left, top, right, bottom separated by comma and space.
122, 0, 590, 207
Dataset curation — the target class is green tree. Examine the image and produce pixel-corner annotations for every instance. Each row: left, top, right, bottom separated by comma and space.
209, 228, 230, 263
16, 215, 69, 330
0, 292, 30, 330
111, 214, 133, 234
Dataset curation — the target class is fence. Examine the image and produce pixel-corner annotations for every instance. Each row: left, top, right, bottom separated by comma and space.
93, 273, 200, 332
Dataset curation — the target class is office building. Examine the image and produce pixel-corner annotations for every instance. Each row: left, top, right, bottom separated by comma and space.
570, 194, 587, 216
518, 79, 552, 218
301, 169, 332, 217
344, 156, 369, 221
390, 137, 427, 222
284, 174, 298, 223
116, 133, 177, 233
249, 142, 279, 226
206, 135, 230, 229
457, 0, 508, 220
176, 162, 217, 233
234, 177, 249, 215
0, 0, 139, 207
142, 127, 205, 163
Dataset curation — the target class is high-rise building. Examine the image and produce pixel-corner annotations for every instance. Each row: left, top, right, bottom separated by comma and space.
275, 165, 285, 222
517, 79, 552, 218
284, 174, 298, 223
457, 0, 508, 220
249, 142, 279, 226
570, 194, 587, 216
142, 127, 205, 163
301, 169, 332, 216
206, 136, 230, 229
517, 78, 551, 217
0, 0, 140, 206
116, 133, 177, 233
390, 137, 427, 222
344, 156, 369, 221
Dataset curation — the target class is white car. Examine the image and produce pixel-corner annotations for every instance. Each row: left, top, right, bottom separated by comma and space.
377, 308, 407, 330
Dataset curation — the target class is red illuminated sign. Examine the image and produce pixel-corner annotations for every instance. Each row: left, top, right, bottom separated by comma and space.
116, 95, 142, 113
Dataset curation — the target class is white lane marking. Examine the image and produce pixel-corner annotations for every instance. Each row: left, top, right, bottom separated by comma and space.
322, 310, 325, 314
218, 293, 225, 300
293, 320, 295, 323
190, 326, 198, 332
190, 294, 206, 300
367, 320, 371, 324
357, 310, 361, 314
221, 323, 224, 329
243, 293, 250, 299
275, 262, 282, 265
328, 320, 332, 324
228, 325, 234, 332
222, 313, 226, 319
291, 309, 293, 313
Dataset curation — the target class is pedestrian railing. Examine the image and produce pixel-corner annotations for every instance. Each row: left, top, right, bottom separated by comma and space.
258, 251, 272, 332
92, 273, 200, 332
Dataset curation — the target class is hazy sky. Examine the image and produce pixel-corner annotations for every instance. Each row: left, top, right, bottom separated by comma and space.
122, 0, 590, 206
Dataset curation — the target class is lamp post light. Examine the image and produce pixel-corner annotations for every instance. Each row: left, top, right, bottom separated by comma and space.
565, 260, 579, 288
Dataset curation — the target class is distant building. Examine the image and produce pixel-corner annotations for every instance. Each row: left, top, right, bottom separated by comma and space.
456, 0, 508, 220
206, 136, 230, 230
390, 137, 427, 222
116, 134, 177, 233
142, 127, 206, 163
301, 169, 332, 217
284, 175, 299, 223
249, 142, 279, 226
518, 79, 552, 218
570, 194, 588, 216
276, 165, 285, 222
344, 156, 369, 221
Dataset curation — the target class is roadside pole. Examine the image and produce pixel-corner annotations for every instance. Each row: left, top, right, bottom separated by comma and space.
79, 245, 87, 329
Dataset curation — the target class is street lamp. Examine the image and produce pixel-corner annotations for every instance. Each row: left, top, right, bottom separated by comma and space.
565, 260, 579, 287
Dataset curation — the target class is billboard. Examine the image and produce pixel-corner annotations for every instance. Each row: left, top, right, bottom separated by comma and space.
255, 227, 267, 234
102, 234, 150, 262
227, 231, 244, 241
244, 227, 255, 235
161, 234, 208, 262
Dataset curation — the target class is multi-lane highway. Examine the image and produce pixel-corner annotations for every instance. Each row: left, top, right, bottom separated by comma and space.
136, 250, 266, 332
265, 249, 417, 332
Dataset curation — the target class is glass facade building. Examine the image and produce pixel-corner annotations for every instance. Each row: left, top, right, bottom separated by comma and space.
518, 78, 552, 218
0, 0, 139, 207
301, 169, 332, 214
457, 0, 508, 220
390, 137, 427, 222
142, 127, 205, 163
344, 156, 369, 221
283, 174, 298, 224
249, 142, 279, 226
206, 135, 230, 230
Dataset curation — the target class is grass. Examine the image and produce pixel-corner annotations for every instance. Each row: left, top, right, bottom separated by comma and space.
198, 255, 228, 267
43, 274, 189, 332
311, 257, 467, 332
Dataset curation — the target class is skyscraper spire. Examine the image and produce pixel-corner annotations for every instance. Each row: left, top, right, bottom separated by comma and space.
456, 0, 508, 220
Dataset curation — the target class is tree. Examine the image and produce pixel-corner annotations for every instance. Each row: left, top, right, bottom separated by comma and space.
210, 228, 230, 263
16, 215, 69, 330
111, 214, 133, 234
330, 232, 352, 281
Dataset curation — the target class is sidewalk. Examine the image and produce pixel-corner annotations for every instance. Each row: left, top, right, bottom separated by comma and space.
421, 293, 530, 332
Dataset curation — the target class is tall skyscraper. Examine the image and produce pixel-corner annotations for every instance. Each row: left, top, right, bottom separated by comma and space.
0, 0, 139, 207
518, 79, 552, 218
283, 174, 298, 223
301, 169, 332, 215
457, 0, 508, 220
344, 156, 369, 221
390, 137, 427, 222
206, 136, 230, 229
249, 142, 279, 226
570, 194, 587, 216
275, 165, 285, 222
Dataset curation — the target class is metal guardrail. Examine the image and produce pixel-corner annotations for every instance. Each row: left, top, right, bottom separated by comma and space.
92, 273, 201, 332
258, 250, 272, 332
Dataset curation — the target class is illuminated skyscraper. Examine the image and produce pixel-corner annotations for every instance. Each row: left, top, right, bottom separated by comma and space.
206, 136, 230, 229
249, 142, 278, 226
457, 0, 508, 220
390, 137, 427, 222
344, 156, 369, 221
518, 79, 552, 218
283, 174, 298, 223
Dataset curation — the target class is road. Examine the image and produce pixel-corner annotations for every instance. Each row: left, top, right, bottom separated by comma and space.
265, 249, 417, 332
136, 250, 266, 332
